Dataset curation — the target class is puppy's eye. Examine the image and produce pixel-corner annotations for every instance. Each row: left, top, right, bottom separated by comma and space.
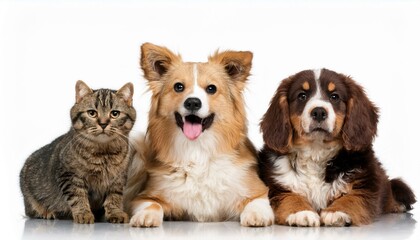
330, 93, 340, 102
87, 110, 97, 118
174, 82, 184, 92
110, 110, 120, 119
206, 85, 217, 94
298, 92, 307, 101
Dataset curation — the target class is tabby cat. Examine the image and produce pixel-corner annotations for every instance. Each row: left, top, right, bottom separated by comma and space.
20, 80, 136, 224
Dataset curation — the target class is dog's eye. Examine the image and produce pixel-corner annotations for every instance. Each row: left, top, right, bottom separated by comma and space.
298, 92, 307, 101
87, 110, 97, 118
206, 85, 217, 94
330, 93, 340, 102
174, 82, 184, 92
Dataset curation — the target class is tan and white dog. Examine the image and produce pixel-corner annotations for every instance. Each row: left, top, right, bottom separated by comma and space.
124, 43, 274, 227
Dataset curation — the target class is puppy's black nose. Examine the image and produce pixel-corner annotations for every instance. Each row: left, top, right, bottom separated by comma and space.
311, 107, 328, 122
184, 97, 202, 112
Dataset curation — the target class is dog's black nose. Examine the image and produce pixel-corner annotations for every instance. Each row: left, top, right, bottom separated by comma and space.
184, 97, 202, 112
311, 107, 328, 122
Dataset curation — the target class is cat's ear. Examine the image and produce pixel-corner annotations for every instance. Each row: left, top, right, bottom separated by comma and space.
75, 80, 93, 103
117, 82, 134, 107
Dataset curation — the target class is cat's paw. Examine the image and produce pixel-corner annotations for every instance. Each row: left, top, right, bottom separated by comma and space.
240, 198, 274, 227
40, 210, 56, 220
285, 210, 320, 227
320, 210, 352, 226
130, 203, 163, 228
106, 211, 129, 224
73, 211, 95, 224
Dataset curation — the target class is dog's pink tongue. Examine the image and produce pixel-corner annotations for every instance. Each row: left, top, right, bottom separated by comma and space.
183, 121, 202, 140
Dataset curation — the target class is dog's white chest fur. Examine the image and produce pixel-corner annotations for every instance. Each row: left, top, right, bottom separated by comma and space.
155, 133, 247, 221
270, 145, 348, 211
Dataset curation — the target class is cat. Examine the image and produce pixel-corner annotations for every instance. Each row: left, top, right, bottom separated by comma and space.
20, 80, 136, 224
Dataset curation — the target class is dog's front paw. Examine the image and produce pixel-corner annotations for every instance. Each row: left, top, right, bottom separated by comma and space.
285, 210, 320, 227
321, 211, 352, 226
130, 203, 163, 228
240, 198, 274, 227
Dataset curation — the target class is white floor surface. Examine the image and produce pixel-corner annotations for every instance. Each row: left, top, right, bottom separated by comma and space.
14, 212, 418, 240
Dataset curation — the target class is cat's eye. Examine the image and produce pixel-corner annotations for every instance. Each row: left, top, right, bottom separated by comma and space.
206, 84, 217, 94
110, 110, 120, 118
174, 82, 184, 93
87, 110, 97, 118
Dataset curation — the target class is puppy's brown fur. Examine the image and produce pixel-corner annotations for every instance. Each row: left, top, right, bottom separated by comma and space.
259, 69, 415, 226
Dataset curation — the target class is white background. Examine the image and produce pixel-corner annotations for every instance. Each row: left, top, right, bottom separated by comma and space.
1, 0, 420, 239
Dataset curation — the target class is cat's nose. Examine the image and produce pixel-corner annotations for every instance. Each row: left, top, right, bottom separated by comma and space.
98, 117, 109, 130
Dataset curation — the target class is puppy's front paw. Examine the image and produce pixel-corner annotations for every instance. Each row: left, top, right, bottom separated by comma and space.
285, 210, 320, 227
130, 203, 163, 228
73, 211, 95, 224
321, 211, 352, 226
240, 199, 274, 227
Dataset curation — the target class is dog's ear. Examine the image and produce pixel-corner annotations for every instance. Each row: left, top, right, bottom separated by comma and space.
208, 50, 253, 90
342, 76, 379, 151
140, 43, 182, 90
260, 79, 293, 154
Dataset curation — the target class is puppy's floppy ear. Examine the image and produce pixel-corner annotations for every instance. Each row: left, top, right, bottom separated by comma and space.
208, 50, 253, 90
260, 79, 293, 154
342, 76, 379, 151
140, 43, 182, 89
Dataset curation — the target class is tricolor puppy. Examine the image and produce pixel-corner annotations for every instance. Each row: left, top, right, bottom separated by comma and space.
126, 43, 274, 227
259, 69, 415, 226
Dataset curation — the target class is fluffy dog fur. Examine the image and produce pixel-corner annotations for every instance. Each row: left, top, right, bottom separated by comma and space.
124, 43, 274, 227
259, 68, 416, 226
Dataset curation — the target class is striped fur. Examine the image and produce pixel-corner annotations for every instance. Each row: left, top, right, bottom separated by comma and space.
20, 81, 136, 224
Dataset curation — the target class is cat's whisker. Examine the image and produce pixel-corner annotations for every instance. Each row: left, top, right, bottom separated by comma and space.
88, 127, 99, 134
113, 131, 132, 143
113, 132, 138, 150
61, 135, 84, 153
